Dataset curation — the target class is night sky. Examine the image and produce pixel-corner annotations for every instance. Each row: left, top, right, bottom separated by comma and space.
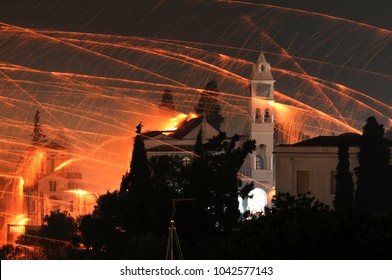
0, 0, 390, 192
0, 0, 390, 100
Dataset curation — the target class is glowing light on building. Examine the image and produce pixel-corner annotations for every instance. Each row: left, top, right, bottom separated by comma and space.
54, 159, 78, 172
163, 113, 198, 132
66, 189, 89, 196
12, 214, 29, 226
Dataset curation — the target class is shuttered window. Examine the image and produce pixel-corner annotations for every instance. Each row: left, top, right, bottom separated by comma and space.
297, 170, 310, 194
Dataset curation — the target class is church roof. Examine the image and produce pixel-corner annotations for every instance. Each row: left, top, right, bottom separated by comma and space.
280, 133, 392, 147
171, 117, 204, 139
143, 130, 164, 138
258, 51, 268, 63
251, 51, 274, 81
142, 116, 218, 140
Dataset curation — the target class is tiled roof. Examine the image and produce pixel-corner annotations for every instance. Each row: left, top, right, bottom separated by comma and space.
172, 117, 203, 139
281, 133, 392, 147
142, 117, 204, 140
142, 131, 163, 138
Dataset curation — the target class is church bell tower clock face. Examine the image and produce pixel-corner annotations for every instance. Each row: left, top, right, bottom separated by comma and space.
256, 83, 271, 97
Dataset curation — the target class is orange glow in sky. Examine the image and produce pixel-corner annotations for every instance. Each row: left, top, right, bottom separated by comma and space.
54, 159, 78, 172
163, 113, 198, 132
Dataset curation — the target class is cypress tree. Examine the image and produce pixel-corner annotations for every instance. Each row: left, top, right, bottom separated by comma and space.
160, 89, 176, 111
119, 123, 153, 233
355, 117, 391, 213
194, 79, 224, 130
333, 137, 354, 211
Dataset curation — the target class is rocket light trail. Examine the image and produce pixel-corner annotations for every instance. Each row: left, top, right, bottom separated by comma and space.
0, 1, 390, 244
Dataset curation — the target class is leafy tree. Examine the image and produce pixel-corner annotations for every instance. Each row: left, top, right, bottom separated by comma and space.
160, 89, 176, 111
355, 117, 391, 213
79, 127, 255, 258
40, 210, 77, 241
0, 244, 44, 260
200, 192, 392, 259
179, 131, 256, 242
149, 155, 188, 235
333, 137, 354, 211
79, 191, 129, 257
79, 124, 158, 257
16, 210, 78, 259
194, 79, 224, 130
31, 110, 46, 145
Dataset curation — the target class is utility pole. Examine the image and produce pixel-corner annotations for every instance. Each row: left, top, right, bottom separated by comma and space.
166, 198, 194, 260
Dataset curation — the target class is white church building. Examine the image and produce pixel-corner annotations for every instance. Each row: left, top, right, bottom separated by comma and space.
143, 51, 276, 213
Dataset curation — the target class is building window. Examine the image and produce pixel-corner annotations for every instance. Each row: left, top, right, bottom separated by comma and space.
256, 155, 264, 170
330, 171, 337, 194
183, 156, 191, 167
255, 108, 262, 123
49, 181, 57, 191
49, 158, 55, 173
297, 170, 310, 194
68, 182, 77, 190
264, 108, 271, 123
70, 201, 73, 212
8, 225, 25, 234
31, 201, 36, 212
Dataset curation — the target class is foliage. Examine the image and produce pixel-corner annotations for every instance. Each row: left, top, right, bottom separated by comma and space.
16, 210, 78, 259
0, 244, 45, 260
40, 210, 77, 240
196, 192, 392, 259
160, 89, 176, 111
333, 137, 354, 211
355, 116, 392, 213
78, 127, 255, 258
177, 131, 256, 243
119, 129, 153, 233
194, 79, 224, 130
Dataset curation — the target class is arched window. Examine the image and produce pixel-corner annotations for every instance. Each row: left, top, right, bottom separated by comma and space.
49, 181, 57, 191
264, 108, 271, 123
182, 156, 191, 167
255, 108, 262, 123
256, 155, 264, 170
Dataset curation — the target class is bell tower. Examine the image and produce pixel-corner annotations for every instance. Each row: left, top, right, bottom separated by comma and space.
240, 51, 275, 209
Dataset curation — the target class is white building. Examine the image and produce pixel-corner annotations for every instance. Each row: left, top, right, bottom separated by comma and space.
274, 133, 392, 207
143, 51, 276, 213
23, 141, 86, 225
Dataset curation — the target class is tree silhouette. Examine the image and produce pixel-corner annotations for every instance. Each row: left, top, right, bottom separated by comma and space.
160, 89, 176, 111
194, 79, 224, 130
119, 124, 153, 233
333, 137, 354, 211
16, 210, 77, 259
179, 131, 256, 242
355, 117, 391, 213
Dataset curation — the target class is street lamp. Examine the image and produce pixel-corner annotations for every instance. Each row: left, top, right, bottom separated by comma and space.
66, 189, 89, 215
